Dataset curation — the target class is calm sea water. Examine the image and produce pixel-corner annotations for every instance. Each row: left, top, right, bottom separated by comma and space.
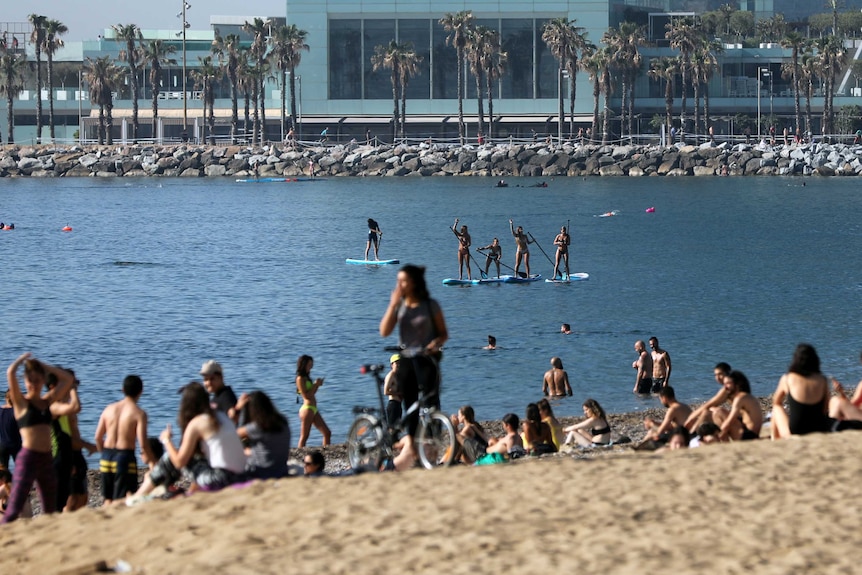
1, 174, 861, 455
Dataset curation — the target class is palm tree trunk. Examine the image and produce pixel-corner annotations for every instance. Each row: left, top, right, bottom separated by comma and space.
620, 77, 628, 140
568, 62, 577, 140
391, 66, 399, 142
627, 73, 636, 142
106, 102, 114, 145
288, 69, 297, 134
151, 75, 159, 142
35, 47, 43, 143
252, 83, 259, 145
280, 69, 287, 143
476, 68, 485, 140
400, 79, 408, 140
557, 66, 564, 142
259, 74, 266, 144
457, 47, 465, 145
693, 82, 701, 140
486, 74, 495, 140
230, 69, 238, 144
6, 93, 14, 144
591, 78, 600, 143
665, 81, 673, 143
131, 67, 139, 141
792, 52, 801, 139
47, 55, 55, 141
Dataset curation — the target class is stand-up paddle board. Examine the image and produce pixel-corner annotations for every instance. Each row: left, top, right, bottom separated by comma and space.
502, 274, 542, 283
545, 273, 590, 283
236, 177, 325, 183
442, 278, 481, 286
346, 258, 400, 265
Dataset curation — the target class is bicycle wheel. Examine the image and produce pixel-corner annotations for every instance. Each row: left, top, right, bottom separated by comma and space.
416, 411, 456, 469
346, 414, 386, 470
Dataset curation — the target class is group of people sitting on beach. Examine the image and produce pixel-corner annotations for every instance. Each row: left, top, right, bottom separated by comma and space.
635, 343, 862, 451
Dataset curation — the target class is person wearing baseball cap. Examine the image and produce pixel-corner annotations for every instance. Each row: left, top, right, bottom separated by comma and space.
200, 360, 238, 423
383, 354, 403, 428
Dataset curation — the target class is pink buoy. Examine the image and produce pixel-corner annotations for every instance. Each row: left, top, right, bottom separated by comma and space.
645, 207, 655, 213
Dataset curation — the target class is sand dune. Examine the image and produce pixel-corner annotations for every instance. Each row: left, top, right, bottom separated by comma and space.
2, 431, 860, 575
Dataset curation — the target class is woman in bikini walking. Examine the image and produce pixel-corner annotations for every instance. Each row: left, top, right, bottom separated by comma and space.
295, 355, 331, 448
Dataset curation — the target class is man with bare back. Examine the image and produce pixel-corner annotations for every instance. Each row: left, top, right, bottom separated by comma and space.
649, 336, 672, 393
95, 375, 155, 504
543, 357, 573, 398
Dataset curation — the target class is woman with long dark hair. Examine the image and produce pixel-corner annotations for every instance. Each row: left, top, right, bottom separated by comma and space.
771, 343, 832, 439
133, 382, 246, 497
380, 264, 448, 470
295, 355, 331, 448
237, 390, 291, 479
563, 398, 611, 447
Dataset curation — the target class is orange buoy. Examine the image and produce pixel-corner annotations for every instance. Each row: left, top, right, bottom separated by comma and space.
62, 226, 73, 232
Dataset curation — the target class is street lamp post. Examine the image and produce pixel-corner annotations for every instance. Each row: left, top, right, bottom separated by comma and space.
177, 1, 191, 139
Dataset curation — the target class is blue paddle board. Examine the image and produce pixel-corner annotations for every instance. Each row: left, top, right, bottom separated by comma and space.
442, 278, 481, 285
236, 177, 326, 183
502, 274, 542, 283
545, 273, 590, 283
346, 258, 400, 265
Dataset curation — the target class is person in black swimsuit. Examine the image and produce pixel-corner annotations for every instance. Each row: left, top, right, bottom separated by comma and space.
563, 399, 611, 447
365, 218, 382, 260
770, 343, 833, 439
2, 353, 75, 524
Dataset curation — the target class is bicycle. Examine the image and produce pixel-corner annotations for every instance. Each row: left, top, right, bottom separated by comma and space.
346, 362, 456, 470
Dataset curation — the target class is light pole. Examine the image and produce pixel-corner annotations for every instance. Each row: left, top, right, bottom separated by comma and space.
757, 67, 769, 139
177, 1, 191, 138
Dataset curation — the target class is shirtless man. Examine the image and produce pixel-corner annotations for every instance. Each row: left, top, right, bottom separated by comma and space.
94, 375, 155, 504
485, 413, 525, 459
543, 357, 573, 397
477, 238, 502, 278
632, 340, 653, 394
649, 336, 672, 392
684, 362, 732, 432
712, 370, 763, 441
552, 226, 570, 280
509, 219, 533, 277
643, 386, 692, 442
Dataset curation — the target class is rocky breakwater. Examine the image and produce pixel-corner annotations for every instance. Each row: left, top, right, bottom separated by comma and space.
2, 139, 862, 178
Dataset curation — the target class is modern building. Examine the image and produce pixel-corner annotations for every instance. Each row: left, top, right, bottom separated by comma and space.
1, 1, 859, 144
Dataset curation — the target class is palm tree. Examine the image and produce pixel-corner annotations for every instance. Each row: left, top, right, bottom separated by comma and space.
467, 27, 491, 139
42, 19, 67, 142
212, 32, 242, 143
371, 41, 402, 141
543, 18, 587, 141
0, 45, 28, 143
780, 31, 806, 140
605, 21, 646, 141
397, 43, 422, 140
696, 40, 721, 139
666, 16, 702, 139
243, 17, 271, 145
482, 30, 506, 140
191, 56, 221, 145
83, 55, 121, 145
28, 14, 47, 143
800, 50, 817, 137
237, 50, 253, 141
113, 24, 143, 141
580, 43, 603, 143
440, 10, 475, 145
648, 56, 679, 144
141, 40, 176, 142
268, 24, 309, 141
814, 35, 846, 138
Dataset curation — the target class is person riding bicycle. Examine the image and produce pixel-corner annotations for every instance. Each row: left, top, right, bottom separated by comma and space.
379, 264, 448, 471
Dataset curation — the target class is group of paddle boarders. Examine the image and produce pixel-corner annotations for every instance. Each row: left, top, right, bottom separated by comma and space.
447, 218, 571, 281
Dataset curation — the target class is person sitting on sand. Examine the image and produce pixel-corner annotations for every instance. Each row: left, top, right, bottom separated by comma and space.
486, 413, 526, 459
95, 375, 156, 505
712, 370, 763, 441
661, 427, 690, 451
236, 391, 291, 480
303, 450, 325, 477
642, 386, 692, 444
451, 406, 489, 464
537, 398, 564, 450
563, 398, 611, 447
684, 362, 732, 432
543, 357, 573, 398
132, 382, 247, 499
521, 403, 556, 455
770, 344, 833, 439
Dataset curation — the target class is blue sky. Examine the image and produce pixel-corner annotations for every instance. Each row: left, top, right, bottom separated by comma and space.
5, 0, 285, 41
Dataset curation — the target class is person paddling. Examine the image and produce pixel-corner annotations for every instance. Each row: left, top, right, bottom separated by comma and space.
451, 218, 472, 281
365, 218, 382, 260
552, 226, 570, 280
509, 219, 534, 277
476, 238, 502, 278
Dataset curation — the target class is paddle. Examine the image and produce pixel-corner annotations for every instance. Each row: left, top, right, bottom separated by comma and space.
528, 232, 555, 268
468, 251, 488, 279
477, 248, 526, 278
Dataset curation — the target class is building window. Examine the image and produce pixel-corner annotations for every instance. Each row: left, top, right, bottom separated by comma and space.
330, 19, 362, 99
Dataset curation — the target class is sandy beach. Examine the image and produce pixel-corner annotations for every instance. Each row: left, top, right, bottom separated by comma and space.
2, 429, 860, 574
